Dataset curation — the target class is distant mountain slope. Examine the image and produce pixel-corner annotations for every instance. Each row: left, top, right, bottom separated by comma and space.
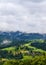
0, 31, 46, 41
0, 31, 46, 48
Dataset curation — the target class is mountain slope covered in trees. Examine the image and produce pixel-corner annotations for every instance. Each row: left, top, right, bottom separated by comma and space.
0, 31, 46, 65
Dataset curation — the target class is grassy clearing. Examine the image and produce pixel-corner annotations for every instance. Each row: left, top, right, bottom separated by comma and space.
2, 46, 16, 51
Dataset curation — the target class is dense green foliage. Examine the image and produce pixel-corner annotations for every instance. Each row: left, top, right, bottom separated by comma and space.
31, 40, 46, 51
0, 39, 46, 65
0, 55, 46, 65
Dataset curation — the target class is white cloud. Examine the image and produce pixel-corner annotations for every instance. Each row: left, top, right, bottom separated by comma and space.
0, 0, 46, 33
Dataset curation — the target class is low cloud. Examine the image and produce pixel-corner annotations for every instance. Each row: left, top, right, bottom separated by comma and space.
0, 0, 46, 33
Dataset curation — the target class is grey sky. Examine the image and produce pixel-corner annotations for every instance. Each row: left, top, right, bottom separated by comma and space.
0, 0, 46, 33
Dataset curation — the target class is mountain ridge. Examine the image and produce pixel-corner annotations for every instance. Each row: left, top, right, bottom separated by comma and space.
0, 31, 46, 48
0, 31, 46, 40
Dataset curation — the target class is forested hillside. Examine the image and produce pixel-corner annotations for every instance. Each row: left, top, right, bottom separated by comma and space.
0, 32, 46, 65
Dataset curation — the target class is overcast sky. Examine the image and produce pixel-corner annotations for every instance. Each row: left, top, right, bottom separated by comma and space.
0, 0, 46, 33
